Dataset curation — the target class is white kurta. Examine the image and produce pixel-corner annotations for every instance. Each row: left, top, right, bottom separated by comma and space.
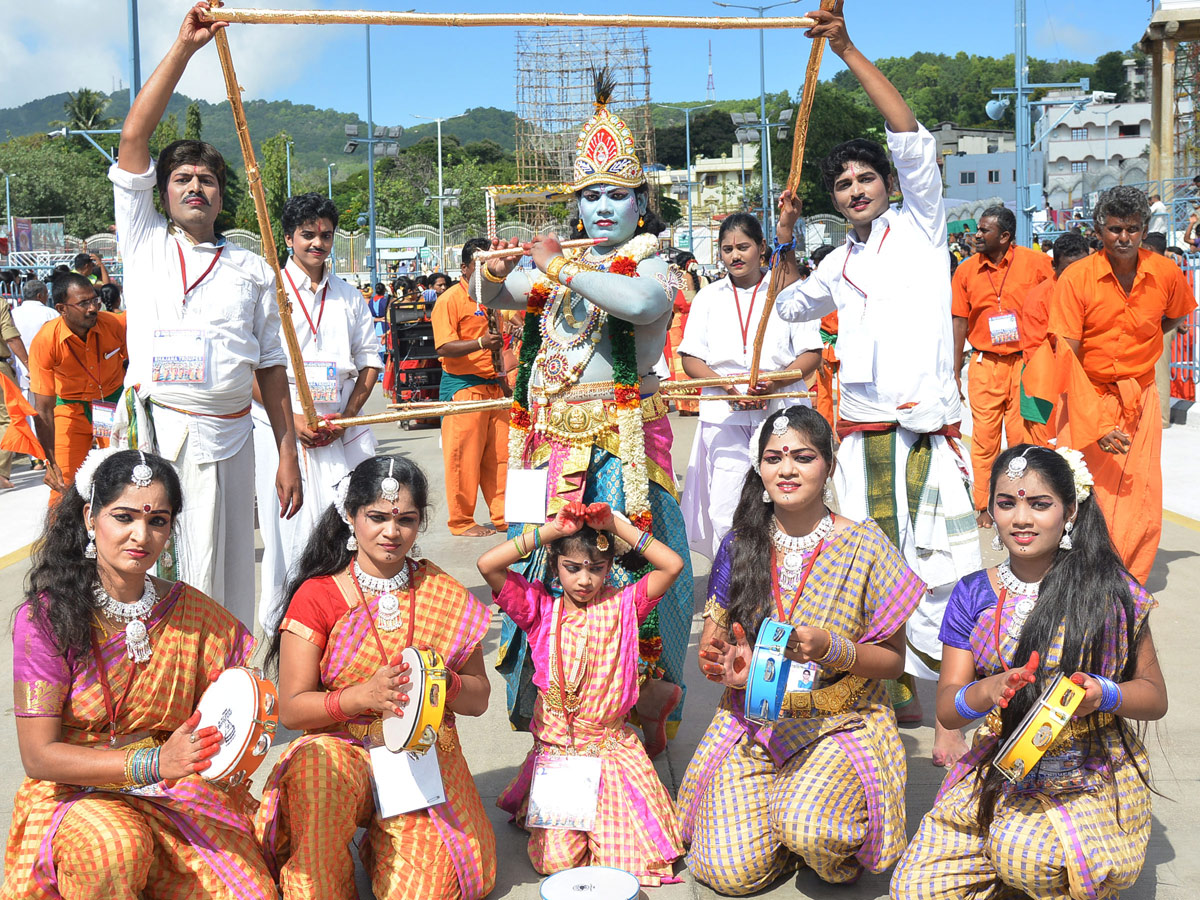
772, 125, 980, 673
110, 162, 288, 627
678, 269, 822, 559
252, 257, 382, 630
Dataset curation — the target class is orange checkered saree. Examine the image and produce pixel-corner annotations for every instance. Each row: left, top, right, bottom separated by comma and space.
3, 583, 273, 899
256, 561, 497, 900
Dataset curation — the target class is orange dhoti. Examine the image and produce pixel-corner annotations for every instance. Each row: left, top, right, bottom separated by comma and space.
815, 350, 839, 431
49, 402, 105, 507
967, 350, 1025, 510
441, 383, 509, 534
1074, 377, 1162, 585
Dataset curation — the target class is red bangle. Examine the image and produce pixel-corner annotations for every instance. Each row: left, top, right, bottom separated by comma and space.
325, 687, 350, 722
445, 670, 463, 706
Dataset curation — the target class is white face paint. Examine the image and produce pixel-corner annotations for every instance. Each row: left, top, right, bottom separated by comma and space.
578, 184, 643, 246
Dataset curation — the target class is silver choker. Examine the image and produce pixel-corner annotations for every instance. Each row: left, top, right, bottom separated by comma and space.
354, 559, 410, 633
94, 576, 158, 663
997, 562, 1040, 641
773, 513, 834, 575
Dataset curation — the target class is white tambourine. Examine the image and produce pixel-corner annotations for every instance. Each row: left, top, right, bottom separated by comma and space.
194, 666, 279, 787
540, 866, 640, 899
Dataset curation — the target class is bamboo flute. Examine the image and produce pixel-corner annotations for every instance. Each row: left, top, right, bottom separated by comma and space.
746, 0, 834, 389
211, 16, 321, 430
202, 8, 816, 30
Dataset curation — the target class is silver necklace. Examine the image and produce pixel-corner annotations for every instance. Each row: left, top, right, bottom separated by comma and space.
354, 559, 410, 633
773, 513, 834, 575
94, 576, 158, 663
997, 561, 1040, 640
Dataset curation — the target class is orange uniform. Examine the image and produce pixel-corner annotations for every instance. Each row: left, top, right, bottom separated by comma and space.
431, 280, 508, 535
28, 311, 127, 501
1048, 248, 1196, 583
1018, 277, 1057, 445
815, 310, 840, 430
952, 246, 1053, 508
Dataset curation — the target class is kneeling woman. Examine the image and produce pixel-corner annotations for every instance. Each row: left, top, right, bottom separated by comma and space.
257, 456, 496, 900
891, 445, 1167, 900
677, 406, 925, 895
4, 449, 274, 899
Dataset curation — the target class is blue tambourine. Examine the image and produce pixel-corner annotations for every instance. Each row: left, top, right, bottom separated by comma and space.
745, 617, 794, 723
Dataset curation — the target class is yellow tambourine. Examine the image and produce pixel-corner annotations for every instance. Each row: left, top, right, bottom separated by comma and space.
381, 646, 448, 755
994, 672, 1084, 783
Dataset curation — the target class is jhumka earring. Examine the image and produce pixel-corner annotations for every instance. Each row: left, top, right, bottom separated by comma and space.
346, 530, 358, 551
823, 478, 834, 504
991, 529, 1003, 551
762, 489, 771, 504
85, 526, 97, 559
1059, 520, 1074, 551
638, 216, 645, 227
576, 221, 585, 232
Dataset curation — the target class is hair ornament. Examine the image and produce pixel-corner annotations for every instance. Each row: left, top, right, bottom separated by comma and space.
771, 414, 790, 437
334, 473, 352, 524
73, 447, 119, 503
131, 450, 153, 488
1004, 450, 1030, 482
1055, 446, 1093, 503
379, 458, 400, 503
595, 533, 610, 552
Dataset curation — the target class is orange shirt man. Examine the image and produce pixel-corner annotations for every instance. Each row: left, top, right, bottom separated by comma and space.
29, 273, 128, 503
1048, 187, 1196, 583
952, 206, 1053, 516
431, 238, 509, 536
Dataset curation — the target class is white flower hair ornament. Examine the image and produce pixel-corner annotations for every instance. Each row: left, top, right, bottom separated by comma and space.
334, 473, 352, 524
73, 447, 119, 505
1055, 446, 1093, 503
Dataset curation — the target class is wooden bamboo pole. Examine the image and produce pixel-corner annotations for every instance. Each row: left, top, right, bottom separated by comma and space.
746, 0, 834, 389
202, 8, 816, 29
658, 368, 800, 392
211, 17, 321, 430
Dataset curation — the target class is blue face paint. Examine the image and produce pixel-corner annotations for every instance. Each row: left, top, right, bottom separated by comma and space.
578, 184, 641, 247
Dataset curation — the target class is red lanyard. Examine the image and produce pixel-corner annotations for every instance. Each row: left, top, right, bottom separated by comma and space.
983, 250, 1013, 311
92, 629, 140, 746
770, 538, 825, 622
841, 225, 891, 300
993, 587, 1010, 668
175, 240, 225, 307
284, 268, 329, 336
553, 596, 587, 748
731, 276, 763, 354
350, 560, 416, 665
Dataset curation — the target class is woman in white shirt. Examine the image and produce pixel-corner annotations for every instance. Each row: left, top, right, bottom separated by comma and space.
678, 212, 823, 559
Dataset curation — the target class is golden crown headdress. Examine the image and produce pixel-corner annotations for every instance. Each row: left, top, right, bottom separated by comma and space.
571, 68, 646, 193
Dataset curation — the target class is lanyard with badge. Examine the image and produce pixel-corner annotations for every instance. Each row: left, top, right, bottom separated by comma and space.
350, 565, 447, 818
283, 269, 339, 402
732, 277, 762, 357
151, 241, 224, 384
526, 596, 602, 832
984, 255, 1020, 346
770, 538, 826, 693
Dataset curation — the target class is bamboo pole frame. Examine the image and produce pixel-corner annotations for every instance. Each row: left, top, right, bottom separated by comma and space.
207, 2, 824, 429
202, 7, 815, 29
747, 0, 835, 388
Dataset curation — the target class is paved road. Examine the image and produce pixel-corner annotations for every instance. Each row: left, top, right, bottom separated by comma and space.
1, 396, 1197, 898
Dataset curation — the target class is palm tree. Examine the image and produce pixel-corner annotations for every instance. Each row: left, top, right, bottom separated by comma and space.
53, 89, 117, 132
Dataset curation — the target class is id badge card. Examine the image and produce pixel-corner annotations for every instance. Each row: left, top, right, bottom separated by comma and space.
988, 312, 1019, 345
91, 401, 116, 441
526, 753, 601, 832
368, 744, 446, 819
505, 468, 549, 524
151, 329, 208, 384
785, 660, 823, 694
303, 360, 340, 404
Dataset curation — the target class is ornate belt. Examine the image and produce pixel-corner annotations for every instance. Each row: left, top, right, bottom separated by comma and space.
531, 379, 617, 403
779, 674, 869, 719
530, 391, 668, 444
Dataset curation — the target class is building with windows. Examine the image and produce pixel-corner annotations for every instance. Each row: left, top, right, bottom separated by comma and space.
943, 150, 1045, 206
1037, 97, 1152, 212
647, 141, 761, 224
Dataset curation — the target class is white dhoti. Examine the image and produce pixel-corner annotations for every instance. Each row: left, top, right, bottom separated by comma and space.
681, 421, 757, 560
252, 386, 377, 631
834, 427, 979, 679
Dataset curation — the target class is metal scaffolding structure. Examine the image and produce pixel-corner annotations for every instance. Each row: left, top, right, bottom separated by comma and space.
1175, 40, 1200, 176
514, 29, 656, 226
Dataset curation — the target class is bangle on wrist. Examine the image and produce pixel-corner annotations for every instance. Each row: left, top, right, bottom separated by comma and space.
445, 669, 463, 705
482, 265, 506, 284
545, 256, 570, 284
325, 686, 351, 723
559, 262, 582, 286
954, 682, 989, 720
1092, 674, 1123, 713
817, 631, 856, 672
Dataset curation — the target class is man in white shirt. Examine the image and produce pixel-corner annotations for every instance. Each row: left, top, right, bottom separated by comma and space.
111, 5, 302, 626
11, 280, 58, 394
1147, 194, 1168, 236
253, 193, 382, 629
776, 3, 979, 766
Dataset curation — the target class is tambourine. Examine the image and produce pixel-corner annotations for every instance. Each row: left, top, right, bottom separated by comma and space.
745, 617, 794, 723
194, 666, 278, 786
381, 646, 447, 755
994, 672, 1084, 783
540, 866, 640, 899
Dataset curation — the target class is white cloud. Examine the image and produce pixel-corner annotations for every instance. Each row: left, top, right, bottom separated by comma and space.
0, 1, 325, 108
1033, 21, 1108, 60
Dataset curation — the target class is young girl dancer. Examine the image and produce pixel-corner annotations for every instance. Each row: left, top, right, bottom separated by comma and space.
891, 445, 1168, 899
678, 211, 822, 560
677, 406, 925, 894
477, 501, 685, 886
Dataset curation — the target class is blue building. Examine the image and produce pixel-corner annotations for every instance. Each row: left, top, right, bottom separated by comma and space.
943, 150, 1046, 207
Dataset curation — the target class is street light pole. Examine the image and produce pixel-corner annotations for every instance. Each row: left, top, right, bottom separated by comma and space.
714, 0, 800, 237
4, 173, 11, 243
1099, 104, 1121, 173
365, 25, 379, 291
657, 103, 713, 255
413, 114, 462, 271
128, 0, 141, 108
285, 139, 293, 197
327, 163, 336, 199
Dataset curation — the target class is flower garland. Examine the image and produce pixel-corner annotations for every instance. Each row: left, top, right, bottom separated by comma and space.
508, 233, 660, 533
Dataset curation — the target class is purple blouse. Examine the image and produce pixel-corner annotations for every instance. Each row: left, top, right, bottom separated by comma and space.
938, 570, 998, 651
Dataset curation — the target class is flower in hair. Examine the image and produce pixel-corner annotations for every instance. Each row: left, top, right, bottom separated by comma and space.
334, 473, 352, 523
1055, 446, 1093, 502
73, 448, 119, 501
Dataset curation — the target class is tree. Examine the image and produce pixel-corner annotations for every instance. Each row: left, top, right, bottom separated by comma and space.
1092, 51, 1129, 102
257, 130, 291, 254
184, 102, 203, 141
148, 113, 180, 159
0, 134, 114, 236
55, 88, 116, 132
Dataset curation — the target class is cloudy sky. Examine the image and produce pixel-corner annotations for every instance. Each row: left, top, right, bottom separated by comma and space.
1, 0, 1160, 126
